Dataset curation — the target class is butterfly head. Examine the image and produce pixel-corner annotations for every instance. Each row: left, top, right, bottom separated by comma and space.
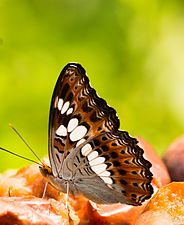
39, 164, 53, 180
39, 163, 78, 196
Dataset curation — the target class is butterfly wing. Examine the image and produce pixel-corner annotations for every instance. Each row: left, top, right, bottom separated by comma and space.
48, 63, 153, 205
66, 131, 153, 205
49, 63, 120, 176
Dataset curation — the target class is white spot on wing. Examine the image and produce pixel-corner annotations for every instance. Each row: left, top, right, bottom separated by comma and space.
70, 125, 87, 142
54, 96, 59, 108
101, 176, 113, 184
100, 170, 111, 177
89, 157, 105, 166
66, 108, 73, 115
61, 101, 70, 114
81, 143, 92, 156
67, 118, 79, 133
58, 98, 63, 111
91, 163, 107, 174
76, 138, 85, 147
56, 125, 67, 136
87, 151, 98, 161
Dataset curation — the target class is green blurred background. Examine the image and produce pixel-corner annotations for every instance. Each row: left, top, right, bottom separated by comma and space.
0, 0, 184, 172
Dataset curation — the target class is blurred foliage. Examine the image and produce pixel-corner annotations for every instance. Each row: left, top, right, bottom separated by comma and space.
0, 0, 184, 171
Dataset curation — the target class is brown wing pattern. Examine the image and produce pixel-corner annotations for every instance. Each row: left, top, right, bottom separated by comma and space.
79, 131, 152, 205
49, 64, 120, 173
48, 63, 153, 205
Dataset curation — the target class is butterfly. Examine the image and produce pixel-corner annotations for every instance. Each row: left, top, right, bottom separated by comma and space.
40, 63, 153, 206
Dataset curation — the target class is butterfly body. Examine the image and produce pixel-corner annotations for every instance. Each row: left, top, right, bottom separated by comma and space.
41, 63, 153, 206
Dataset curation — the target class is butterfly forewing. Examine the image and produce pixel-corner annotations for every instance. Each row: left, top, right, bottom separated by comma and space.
47, 63, 153, 205
49, 64, 120, 175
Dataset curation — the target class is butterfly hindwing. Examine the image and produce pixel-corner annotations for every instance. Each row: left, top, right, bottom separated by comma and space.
65, 130, 153, 205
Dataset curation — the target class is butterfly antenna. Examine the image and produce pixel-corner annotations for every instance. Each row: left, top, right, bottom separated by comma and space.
9, 123, 42, 164
0, 147, 42, 166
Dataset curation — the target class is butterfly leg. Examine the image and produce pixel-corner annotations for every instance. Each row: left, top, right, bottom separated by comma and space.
42, 180, 48, 198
